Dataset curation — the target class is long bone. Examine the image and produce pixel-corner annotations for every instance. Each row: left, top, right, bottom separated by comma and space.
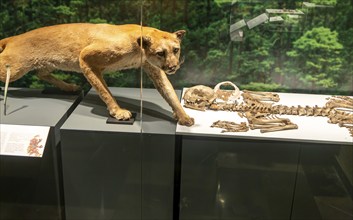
249, 123, 287, 129
260, 124, 298, 133
326, 102, 353, 111
326, 96, 353, 111
328, 114, 353, 124
327, 96, 353, 105
332, 96, 353, 102
242, 90, 280, 102
251, 117, 291, 125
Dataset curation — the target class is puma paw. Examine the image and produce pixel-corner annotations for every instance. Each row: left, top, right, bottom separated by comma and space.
109, 107, 132, 120
178, 116, 195, 127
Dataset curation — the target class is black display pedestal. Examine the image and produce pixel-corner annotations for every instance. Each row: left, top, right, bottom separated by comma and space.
60, 87, 178, 220
0, 88, 83, 220
178, 136, 300, 220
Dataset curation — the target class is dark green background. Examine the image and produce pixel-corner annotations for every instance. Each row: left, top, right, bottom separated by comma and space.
1, 0, 352, 94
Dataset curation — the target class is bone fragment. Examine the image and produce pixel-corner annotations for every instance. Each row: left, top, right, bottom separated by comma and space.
242, 90, 280, 102
278, 105, 289, 115
305, 105, 314, 116
297, 105, 306, 116
249, 123, 286, 130
313, 105, 322, 116
214, 81, 241, 103
260, 124, 298, 133
326, 96, 353, 111
211, 120, 249, 133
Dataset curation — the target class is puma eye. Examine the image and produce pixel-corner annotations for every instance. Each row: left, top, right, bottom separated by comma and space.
173, 48, 179, 53
156, 51, 165, 57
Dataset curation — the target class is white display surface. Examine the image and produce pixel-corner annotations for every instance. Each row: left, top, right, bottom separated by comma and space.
0, 124, 50, 157
177, 89, 353, 144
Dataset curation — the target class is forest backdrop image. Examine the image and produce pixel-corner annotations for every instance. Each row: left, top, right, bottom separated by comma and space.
0, 0, 352, 94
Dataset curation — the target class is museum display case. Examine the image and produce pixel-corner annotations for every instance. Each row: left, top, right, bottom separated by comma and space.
142, 1, 352, 220
60, 87, 178, 220
0, 88, 83, 220
0, 0, 352, 220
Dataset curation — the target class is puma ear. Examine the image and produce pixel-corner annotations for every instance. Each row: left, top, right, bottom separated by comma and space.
174, 30, 186, 41
137, 36, 151, 48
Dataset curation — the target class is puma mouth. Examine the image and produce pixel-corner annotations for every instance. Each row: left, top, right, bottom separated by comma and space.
165, 69, 177, 75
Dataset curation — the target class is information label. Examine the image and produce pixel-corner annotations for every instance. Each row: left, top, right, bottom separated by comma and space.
0, 124, 50, 157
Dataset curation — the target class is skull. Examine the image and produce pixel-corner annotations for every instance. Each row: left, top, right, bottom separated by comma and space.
183, 85, 216, 110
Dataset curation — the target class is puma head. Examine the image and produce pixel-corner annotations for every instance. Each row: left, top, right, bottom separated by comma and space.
138, 29, 186, 75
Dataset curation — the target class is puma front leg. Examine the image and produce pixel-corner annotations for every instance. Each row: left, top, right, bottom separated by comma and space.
143, 62, 194, 126
79, 46, 132, 120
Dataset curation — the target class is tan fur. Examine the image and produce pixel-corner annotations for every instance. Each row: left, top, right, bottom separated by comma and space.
0, 23, 194, 126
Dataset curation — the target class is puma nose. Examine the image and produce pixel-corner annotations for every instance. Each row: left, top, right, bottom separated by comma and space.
169, 66, 177, 72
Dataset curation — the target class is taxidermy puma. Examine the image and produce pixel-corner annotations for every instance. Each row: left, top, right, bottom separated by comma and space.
0, 23, 194, 126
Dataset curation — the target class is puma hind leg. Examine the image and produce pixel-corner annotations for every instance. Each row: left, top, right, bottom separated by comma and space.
37, 69, 80, 92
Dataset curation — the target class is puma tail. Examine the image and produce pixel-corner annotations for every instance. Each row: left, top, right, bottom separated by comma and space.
0, 38, 12, 114
4, 64, 11, 115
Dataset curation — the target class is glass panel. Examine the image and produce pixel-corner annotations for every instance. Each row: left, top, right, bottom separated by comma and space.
180, 138, 300, 220
292, 144, 353, 220
140, 0, 352, 94
139, 2, 178, 220
0, 0, 141, 90
0, 1, 143, 220
141, 1, 352, 220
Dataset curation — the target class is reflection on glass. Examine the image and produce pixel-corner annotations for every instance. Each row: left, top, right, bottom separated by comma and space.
141, 0, 352, 94
1, 1, 352, 94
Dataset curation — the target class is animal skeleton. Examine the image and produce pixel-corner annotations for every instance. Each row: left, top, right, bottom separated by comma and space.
184, 83, 353, 136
